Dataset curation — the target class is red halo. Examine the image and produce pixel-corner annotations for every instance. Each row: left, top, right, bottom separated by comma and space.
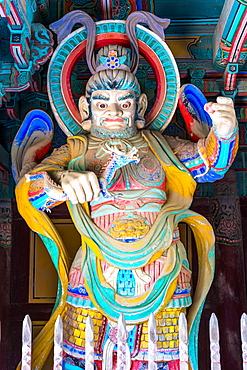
61, 32, 166, 125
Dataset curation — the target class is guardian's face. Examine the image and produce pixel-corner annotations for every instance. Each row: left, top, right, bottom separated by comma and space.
90, 89, 136, 132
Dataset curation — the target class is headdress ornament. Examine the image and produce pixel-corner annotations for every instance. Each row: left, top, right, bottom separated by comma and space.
96, 45, 130, 72
96, 50, 128, 71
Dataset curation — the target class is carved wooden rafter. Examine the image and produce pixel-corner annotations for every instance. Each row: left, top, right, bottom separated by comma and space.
0, 0, 53, 105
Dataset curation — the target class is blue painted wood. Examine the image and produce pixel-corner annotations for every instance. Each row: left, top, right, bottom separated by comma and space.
154, 0, 225, 20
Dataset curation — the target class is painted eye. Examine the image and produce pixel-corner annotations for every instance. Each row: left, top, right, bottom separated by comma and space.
121, 101, 131, 109
97, 102, 108, 109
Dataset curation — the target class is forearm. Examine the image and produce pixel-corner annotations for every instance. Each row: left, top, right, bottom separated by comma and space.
166, 125, 238, 183
196, 126, 238, 182
27, 144, 71, 211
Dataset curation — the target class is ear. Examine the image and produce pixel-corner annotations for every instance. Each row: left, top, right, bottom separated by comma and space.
79, 95, 89, 119
138, 93, 148, 117
136, 93, 148, 129
79, 95, 92, 131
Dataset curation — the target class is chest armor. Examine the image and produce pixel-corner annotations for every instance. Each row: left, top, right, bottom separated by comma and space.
85, 146, 166, 191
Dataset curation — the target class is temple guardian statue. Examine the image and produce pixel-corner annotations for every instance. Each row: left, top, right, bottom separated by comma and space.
11, 11, 238, 370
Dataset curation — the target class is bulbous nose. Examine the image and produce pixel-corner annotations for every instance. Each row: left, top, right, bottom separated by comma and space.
107, 102, 122, 116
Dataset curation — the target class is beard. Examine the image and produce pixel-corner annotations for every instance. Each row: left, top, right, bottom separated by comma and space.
90, 125, 137, 139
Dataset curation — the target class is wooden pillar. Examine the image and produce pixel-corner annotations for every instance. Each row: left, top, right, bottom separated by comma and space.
0, 198, 12, 368
193, 169, 246, 369
209, 169, 246, 369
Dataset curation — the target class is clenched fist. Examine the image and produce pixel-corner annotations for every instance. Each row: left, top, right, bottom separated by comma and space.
204, 96, 237, 137
61, 171, 100, 204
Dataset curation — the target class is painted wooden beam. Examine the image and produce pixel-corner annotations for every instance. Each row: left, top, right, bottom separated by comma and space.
213, 0, 247, 91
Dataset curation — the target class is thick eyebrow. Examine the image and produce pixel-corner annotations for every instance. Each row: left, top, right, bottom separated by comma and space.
92, 94, 109, 101
118, 93, 135, 101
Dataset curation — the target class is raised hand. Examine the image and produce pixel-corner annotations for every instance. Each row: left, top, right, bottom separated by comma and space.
204, 96, 237, 137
